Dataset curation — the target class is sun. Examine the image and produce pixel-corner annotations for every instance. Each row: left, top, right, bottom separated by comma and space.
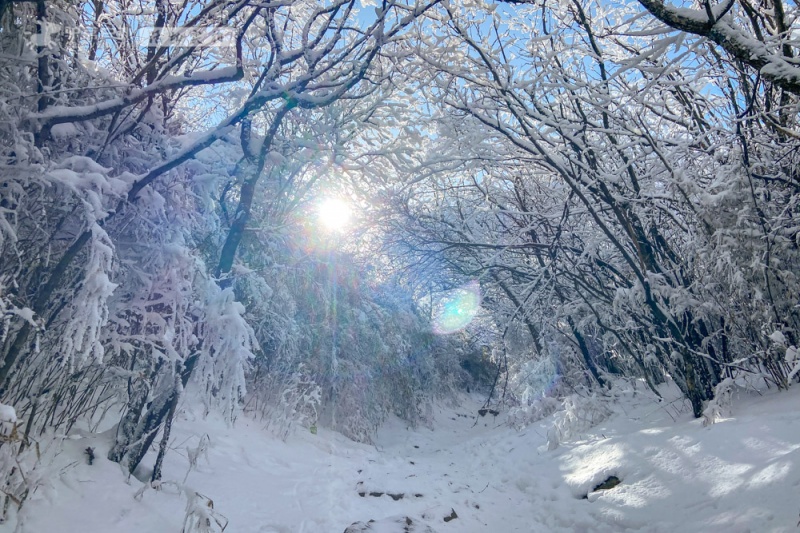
317, 197, 352, 232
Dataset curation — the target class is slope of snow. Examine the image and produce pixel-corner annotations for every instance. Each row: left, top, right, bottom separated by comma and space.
10, 381, 800, 532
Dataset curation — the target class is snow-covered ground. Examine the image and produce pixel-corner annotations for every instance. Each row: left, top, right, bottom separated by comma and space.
9, 381, 800, 532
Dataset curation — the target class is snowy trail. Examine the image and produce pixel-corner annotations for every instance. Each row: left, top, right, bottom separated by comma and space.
13, 385, 800, 532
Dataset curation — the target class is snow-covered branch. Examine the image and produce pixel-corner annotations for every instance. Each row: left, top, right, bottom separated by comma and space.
637, 0, 800, 94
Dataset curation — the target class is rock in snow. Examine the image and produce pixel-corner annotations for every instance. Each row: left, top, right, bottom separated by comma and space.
344, 515, 436, 533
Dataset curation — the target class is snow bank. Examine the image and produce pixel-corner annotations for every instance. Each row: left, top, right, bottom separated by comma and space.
11, 384, 800, 532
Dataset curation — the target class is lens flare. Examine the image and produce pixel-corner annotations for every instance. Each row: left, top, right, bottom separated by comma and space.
432, 281, 481, 335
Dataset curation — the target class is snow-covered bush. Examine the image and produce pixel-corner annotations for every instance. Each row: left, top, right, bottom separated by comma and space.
0, 402, 41, 523
768, 331, 800, 386
184, 435, 211, 484
182, 491, 228, 533
507, 397, 560, 431
135, 480, 228, 533
194, 285, 257, 421
0, 445, 37, 524
547, 394, 613, 450
507, 350, 560, 403
266, 367, 321, 441
786, 346, 800, 383
60, 224, 117, 369
702, 378, 735, 427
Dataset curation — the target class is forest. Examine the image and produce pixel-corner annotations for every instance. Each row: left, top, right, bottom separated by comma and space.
0, 0, 799, 530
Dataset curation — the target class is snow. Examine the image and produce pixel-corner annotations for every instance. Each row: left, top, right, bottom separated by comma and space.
769, 331, 787, 345
0, 403, 16, 437
11, 383, 800, 532
50, 122, 79, 140
8, 306, 36, 325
